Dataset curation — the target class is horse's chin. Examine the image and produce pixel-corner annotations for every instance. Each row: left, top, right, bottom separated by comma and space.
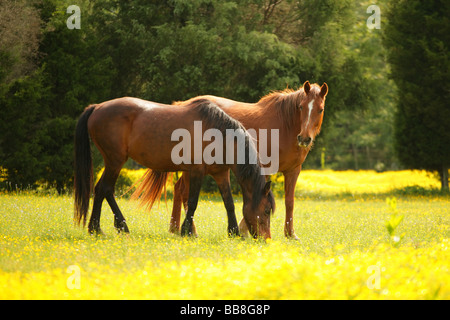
298, 143, 310, 149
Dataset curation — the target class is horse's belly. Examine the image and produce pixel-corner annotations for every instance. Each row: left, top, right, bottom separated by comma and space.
128, 135, 179, 171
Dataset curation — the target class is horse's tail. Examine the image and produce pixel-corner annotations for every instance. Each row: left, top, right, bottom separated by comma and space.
73, 105, 96, 227
131, 169, 170, 210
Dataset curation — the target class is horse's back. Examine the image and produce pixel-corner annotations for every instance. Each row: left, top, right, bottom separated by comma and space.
90, 97, 194, 171
86, 96, 247, 172
178, 95, 243, 109
86, 97, 169, 165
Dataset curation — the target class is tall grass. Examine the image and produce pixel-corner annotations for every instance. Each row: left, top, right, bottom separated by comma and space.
0, 170, 449, 299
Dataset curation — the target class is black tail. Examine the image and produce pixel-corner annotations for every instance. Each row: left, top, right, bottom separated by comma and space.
74, 105, 96, 226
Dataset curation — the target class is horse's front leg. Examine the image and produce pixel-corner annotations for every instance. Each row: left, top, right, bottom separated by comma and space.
213, 170, 239, 237
180, 170, 204, 237
283, 166, 301, 240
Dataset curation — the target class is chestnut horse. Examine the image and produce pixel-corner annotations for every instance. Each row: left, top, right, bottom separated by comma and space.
74, 98, 275, 239
169, 81, 328, 239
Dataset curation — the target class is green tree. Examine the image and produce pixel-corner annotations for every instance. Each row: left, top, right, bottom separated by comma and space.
306, 0, 397, 171
384, 0, 450, 190
0, 0, 403, 191
285, 0, 396, 170
1, 0, 115, 192
0, 69, 49, 188
90, 0, 300, 103
0, 0, 43, 186
0, 0, 41, 85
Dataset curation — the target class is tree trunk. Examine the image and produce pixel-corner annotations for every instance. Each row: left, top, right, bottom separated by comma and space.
440, 166, 449, 192
351, 143, 359, 170
366, 146, 373, 170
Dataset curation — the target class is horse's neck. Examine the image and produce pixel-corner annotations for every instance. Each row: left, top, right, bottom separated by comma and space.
226, 102, 272, 130
229, 162, 257, 191
214, 94, 302, 144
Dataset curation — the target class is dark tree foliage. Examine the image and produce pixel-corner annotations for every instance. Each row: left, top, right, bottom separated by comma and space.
0, 0, 410, 191
384, 0, 450, 190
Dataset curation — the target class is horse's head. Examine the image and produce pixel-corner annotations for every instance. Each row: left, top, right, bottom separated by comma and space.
297, 81, 328, 148
242, 180, 276, 240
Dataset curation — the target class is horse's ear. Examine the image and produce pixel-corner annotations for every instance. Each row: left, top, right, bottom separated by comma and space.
320, 83, 328, 98
303, 81, 311, 95
263, 181, 271, 196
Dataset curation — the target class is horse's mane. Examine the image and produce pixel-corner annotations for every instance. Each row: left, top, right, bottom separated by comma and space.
193, 98, 248, 136
257, 88, 303, 130
258, 84, 321, 129
191, 99, 271, 210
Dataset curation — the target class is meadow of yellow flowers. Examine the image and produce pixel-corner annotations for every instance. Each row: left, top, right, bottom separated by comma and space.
0, 170, 448, 299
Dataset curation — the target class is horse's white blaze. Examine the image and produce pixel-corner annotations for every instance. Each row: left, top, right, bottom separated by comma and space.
305, 100, 314, 128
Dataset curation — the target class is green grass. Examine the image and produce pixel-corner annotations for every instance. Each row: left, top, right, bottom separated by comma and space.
1, 193, 448, 270
0, 191, 449, 299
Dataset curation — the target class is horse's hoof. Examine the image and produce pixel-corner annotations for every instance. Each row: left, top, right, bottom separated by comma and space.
181, 231, 197, 238
169, 225, 180, 235
285, 231, 300, 240
286, 234, 300, 241
88, 228, 104, 236
228, 228, 240, 238
180, 227, 191, 237
115, 221, 130, 234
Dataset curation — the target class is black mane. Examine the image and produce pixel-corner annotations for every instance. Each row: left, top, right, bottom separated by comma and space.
192, 99, 271, 210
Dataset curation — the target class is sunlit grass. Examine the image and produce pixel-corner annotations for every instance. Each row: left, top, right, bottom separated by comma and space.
296, 169, 441, 196
0, 170, 449, 299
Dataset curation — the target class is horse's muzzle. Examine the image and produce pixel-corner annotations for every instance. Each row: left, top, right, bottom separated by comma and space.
297, 135, 312, 148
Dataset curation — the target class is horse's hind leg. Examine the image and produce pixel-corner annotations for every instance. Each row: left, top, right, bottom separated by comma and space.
180, 171, 203, 237
88, 175, 106, 235
171, 173, 199, 236
104, 164, 129, 233
88, 161, 129, 234
169, 174, 186, 234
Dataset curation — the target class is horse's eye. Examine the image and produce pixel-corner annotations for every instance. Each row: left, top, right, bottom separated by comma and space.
264, 208, 271, 215
318, 109, 324, 114
299, 106, 303, 111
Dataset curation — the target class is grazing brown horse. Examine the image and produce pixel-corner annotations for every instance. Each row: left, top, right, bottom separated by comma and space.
169, 81, 328, 239
74, 98, 275, 239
